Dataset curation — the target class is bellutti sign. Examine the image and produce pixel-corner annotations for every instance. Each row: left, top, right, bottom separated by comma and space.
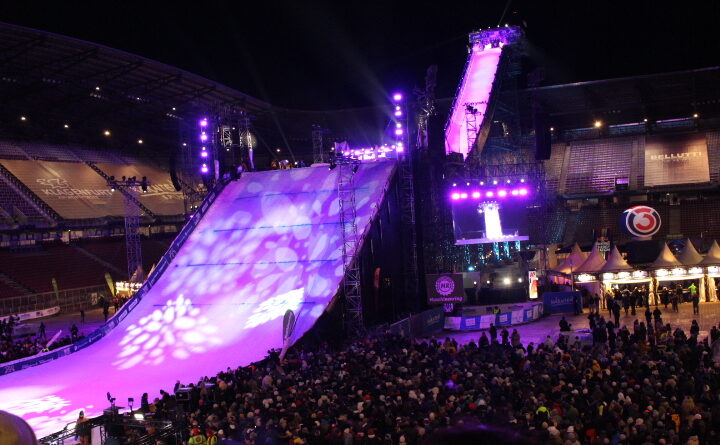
644, 133, 709, 186
426, 273, 465, 304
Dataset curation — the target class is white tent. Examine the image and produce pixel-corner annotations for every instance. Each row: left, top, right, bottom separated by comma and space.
600, 246, 633, 272
575, 242, 607, 273
677, 239, 703, 266
700, 240, 720, 265
650, 243, 682, 269
553, 243, 588, 274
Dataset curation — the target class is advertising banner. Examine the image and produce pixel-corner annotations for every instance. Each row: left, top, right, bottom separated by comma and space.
543, 292, 580, 314
420, 307, 445, 334
528, 270, 539, 299
644, 133, 709, 186
425, 273, 466, 304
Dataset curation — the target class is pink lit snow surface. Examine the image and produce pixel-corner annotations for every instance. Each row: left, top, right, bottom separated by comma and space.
445, 47, 502, 159
0, 162, 396, 437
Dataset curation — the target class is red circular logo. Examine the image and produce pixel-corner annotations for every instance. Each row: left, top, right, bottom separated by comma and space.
621, 206, 661, 237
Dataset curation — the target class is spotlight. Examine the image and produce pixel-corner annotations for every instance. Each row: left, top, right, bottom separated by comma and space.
498, 190, 507, 197
506, 179, 511, 183
451, 192, 461, 200
199, 118, 208, 127
276, 148, 281, 153
594, 120, 602, 128
201, 164, 209, 174
392, 93, 403, 102
200, 132, 208, 142
486, 191, 494, 198
519, 188, 528, 196
137, 139, 143, 144
395, 129, 403, 136
20, 116, 27, 121
104, 130, 111, 136
693, 113, 699, 118
452, 183, 457, 187
511, 190, 519, 196
95, 86, 101, 91
394, 110, 402, 117
63, 124, 69, 129
503, 277, 511, 285
520, 178, 525, 183
459, 193, 468, 199
182, 143, 187, 147
471, 191, 481, 199
492, 180, 498, 185
480, 181, 484, 185
396, 123, 402, 128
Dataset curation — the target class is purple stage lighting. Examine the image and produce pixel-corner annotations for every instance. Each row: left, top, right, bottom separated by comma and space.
471, 191, 481, 199
451, 192, 461, 200
511, 189, 518, 196
200, 132, 208, 142
498, 190, 507, 197
519, 188, 528, 196
392, 93, 403, 101
201, 163, 209, 174
394, 128, 403, 136
394, 110, 402, 117
486, 191, 494, 198
201, 151, 208, 158
460, 193, 468, 199
199, 118, 208, 128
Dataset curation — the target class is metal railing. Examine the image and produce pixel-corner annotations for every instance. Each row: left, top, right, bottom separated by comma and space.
0, 285, 109, 316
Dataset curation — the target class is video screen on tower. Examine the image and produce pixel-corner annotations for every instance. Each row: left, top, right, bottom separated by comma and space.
449, 183, 531, 245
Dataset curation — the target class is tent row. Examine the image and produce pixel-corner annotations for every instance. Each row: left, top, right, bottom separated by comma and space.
551, 240, 720, 303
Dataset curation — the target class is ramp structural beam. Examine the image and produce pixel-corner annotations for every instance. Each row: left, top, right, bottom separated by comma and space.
337, 156, 363, 335
312, 125, 325, 164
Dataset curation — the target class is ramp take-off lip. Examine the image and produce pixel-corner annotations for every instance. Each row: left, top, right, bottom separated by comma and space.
0, 162, 396, 437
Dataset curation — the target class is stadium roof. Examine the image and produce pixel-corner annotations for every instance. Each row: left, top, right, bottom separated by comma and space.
501, 66, 720, 132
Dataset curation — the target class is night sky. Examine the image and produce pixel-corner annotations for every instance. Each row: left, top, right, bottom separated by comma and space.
0, 1, 718, 110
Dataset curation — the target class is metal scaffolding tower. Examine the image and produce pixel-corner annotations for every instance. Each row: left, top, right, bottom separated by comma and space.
122, 184, 142, 284
312, 125, 325, 164
464, 102, 483, 155
336, 156, 363, 335
399, 151, 418, 303
107, 177, 150, 285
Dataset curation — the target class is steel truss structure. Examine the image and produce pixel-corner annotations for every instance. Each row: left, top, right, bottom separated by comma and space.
312, 125, 325, 164
106, 178, 151, 284
335, 155, 363, 335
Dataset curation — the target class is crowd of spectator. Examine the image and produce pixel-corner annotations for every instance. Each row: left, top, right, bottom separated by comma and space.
0, 316, 84, 364
122, 314, 720, 445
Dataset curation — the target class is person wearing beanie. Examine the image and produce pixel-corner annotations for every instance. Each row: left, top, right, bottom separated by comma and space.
0, 411, 38, 445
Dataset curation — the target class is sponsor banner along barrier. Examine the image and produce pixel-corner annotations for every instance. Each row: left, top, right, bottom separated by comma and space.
389, 307, 446, 338
445, 302, 543, 331
0, 305, 59, 323
543, 291, 581, 314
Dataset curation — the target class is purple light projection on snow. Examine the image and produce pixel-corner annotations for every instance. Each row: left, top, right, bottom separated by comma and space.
0, 162, 396, 437
445, 46, 502, 159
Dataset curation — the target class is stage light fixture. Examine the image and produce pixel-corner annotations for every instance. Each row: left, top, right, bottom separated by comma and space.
519, 188, 528, 196
276, 148, 281, 153
693, 113, 699, 118
96, 86, 101, 91
486, 191, 494, 197
498, 190, 507, 197
594, 120, 602, 128
137, 139, 143, 144
200, 132, 208, 142
460, 193, 468, 199
451, 192, 460, 200
471, 191, 481, 199
199, 118, 208, 127
201, 164, 209, 174
394, 110, 402, 117
492, 180, 498, 185
182, 143, 187, 147
503, 277, 511, 285
104, 130, 111, 136
392, 93, 403, 101
394, 129, 403, 136
520, 178, 525, 183
63, 124, 69, 128
20, 116, 26, 121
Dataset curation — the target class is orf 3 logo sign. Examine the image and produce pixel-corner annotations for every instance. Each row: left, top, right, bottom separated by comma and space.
621, 206, 661, 237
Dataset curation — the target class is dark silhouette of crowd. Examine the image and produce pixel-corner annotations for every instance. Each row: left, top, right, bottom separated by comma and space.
126, 314, 720, 445
0, 317, 84, 364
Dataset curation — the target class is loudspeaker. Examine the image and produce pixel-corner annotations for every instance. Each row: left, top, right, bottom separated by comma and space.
426, 114, 446, 154
169, 151, 182, 191
534, 111, 551, 160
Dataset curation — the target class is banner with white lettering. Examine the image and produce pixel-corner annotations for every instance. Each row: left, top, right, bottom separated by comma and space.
425, 273, 466, 304
644, 133, 709, 186
1, 160, 184, 218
